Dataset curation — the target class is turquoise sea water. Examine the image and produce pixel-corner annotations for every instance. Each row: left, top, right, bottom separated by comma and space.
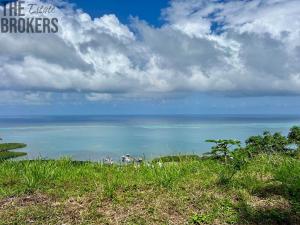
0, 115, 299, 161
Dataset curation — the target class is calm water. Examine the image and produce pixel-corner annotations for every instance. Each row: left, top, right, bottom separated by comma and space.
0, 115, 299, 161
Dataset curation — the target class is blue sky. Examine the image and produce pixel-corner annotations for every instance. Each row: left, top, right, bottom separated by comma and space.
68, 0, 169, 26
0, 0, 300, 115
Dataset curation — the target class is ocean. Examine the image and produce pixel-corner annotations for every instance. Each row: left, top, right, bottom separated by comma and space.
0, 115, 299, 161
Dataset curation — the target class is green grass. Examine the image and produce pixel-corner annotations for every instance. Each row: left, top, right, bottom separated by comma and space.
0, 154, 299, 224
0, 151, 27, 161
0, 143, 27, 160
152, 154, 203, 163
0, 143, 27, 152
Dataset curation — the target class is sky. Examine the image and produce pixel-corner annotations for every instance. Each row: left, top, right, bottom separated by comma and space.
0, 0, 300, 115
67, 0, 169, 26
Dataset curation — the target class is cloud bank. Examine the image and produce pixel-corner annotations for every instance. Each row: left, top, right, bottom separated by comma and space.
1, 0, 300, 104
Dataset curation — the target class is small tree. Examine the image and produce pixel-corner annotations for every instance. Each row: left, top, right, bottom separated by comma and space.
288, 126, 300, 150
230, 148, 252, 170
206, 139, 241, 163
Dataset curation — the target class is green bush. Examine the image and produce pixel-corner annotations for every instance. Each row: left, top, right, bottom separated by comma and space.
245, 131, 289, 155
288, 126, 300, 150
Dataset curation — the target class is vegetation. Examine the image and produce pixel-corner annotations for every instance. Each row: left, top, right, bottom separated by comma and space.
0, 154, 299, 224
245, 131, 289, 155
206, 139, 241, 162
288, 126, 300, 150
152, 154, 202, 163
0, 151, 27, 161
0, 127, 299, 224
0, 143, 27, 152
0, 142, 27, 160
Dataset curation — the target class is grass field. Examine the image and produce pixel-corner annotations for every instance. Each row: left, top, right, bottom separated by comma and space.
0, 154, 299, 225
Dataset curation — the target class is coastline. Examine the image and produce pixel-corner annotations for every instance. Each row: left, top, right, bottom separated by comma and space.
1, 125, 299, 224
0, 153, 299, 224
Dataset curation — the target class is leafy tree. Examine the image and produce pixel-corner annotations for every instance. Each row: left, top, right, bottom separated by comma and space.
245, 131, 288, 155
206, 139, 241, 163
206, 139, 252, 184
288, 126, 300, 150
272, 132, 289, 152
245, 135, 265, 155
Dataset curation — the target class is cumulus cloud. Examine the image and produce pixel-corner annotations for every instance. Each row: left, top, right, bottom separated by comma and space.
85, 93, 112, 102
0, 0, 300, 104
0, 90, 52, 105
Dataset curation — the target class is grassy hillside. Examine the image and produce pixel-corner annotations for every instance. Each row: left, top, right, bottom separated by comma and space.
0, 154, 299, 225
1, 127, 299, 224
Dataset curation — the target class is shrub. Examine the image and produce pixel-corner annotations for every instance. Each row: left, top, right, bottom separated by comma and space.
230, 148, 251, 171
245, 131, 289, 155
288, 126, 300, 150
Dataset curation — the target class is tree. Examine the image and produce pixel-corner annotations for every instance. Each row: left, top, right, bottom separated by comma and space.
288, 126, 300, 150
206, 139, 241, 163
245, 131, 289, 155
245, 134, 265, 155
272, 132, 289, 152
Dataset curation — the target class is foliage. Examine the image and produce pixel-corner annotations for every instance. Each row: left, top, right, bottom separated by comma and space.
205, 140, 249, 184
245, 131, 289, 155
273, 157, 300, 199
206, 139, 241, 163
205, 129, 298, 185
190, 213, 211, 224
230, 148, 251, 170
288, 126, 300, 149
217, 149, 251, 185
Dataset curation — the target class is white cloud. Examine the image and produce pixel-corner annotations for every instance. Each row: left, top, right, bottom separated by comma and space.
0, 91, 52, 105
86, 93, 112, 102
0, 0, 300, 105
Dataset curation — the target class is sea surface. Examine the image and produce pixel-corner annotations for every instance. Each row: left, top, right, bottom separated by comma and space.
0, 115, 299, 161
